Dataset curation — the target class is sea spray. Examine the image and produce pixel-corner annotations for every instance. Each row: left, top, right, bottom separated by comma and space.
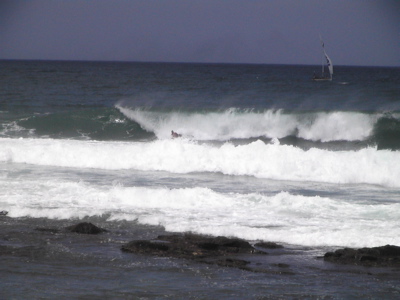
117, 105, 379, 142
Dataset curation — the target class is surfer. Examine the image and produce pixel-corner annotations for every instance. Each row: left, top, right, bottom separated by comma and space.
171, 130, 181, 138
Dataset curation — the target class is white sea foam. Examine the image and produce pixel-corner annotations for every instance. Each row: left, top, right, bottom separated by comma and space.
1, 137, 399, 187
0, 120, 35, 138
117, 106, 378, 142
1, 177, 399, 248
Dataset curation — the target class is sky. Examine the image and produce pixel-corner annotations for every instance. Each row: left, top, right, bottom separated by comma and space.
0, 0, 399, 66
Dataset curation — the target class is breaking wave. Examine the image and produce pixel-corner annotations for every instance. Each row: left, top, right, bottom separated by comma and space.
2, 106, 400, 150
1, 137, 399, 187
117, 105, 400, 149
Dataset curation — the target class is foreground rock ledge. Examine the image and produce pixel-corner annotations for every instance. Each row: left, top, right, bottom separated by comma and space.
121, 233, 271, 270
65, 222, 107, 234
324, 245, 400, 267
35, 222, 108, 235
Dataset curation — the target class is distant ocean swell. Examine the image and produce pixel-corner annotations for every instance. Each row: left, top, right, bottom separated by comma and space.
2, 106, 399, 149
0, 108, 154, 141
1, 137, 399, 188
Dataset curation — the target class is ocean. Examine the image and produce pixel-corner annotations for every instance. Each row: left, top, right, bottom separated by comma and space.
1, 60, 399, 298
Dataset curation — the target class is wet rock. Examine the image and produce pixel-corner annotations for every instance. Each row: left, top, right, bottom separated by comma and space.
0, 245, 13, 255
122, 233, 264, 270
254, 242, 284, 249
272, 263, 290, 268
324, 245, 400, 267
122, 240, 170, 254
215, 258, 250, 268
66, 222, 107, 234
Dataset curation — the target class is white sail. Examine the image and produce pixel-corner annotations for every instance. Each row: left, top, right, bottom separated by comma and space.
315, 35, 333, 81
324, 50, 333, 79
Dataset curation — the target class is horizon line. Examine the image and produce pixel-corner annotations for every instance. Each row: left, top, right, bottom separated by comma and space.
0, 58, 398, 68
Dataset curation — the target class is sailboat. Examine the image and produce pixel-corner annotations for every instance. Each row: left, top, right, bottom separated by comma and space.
312, 36, 333, 81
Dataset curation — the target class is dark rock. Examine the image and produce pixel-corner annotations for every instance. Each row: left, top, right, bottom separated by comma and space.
215, 258, 250, 268
272, 263, 290, 268
122, 233, 265, 270
0, 245, 13, 255
324, 244, 400, 267
358, 255, 378, 262
153, 233, 258, 256
376, 244, 400, 256
254, 242, 284, 249
198, 242, 219, 251
122, 240, 170, 254
66, 222, 107, 234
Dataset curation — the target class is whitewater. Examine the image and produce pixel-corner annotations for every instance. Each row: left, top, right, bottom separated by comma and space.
1, 132, 400, 248
1, 137, 399, 188
2, 174, 399, 248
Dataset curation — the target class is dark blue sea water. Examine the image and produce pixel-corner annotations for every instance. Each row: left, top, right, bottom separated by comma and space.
1, 60, 399, 298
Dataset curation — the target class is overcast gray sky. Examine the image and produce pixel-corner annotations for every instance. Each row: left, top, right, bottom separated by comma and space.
1, 0, 399, 66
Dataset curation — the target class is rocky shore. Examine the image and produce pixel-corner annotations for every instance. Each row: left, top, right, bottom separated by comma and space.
120, 230, 400, 271
324, 245, 400, 267
2, 219, 400, 272
121, 232, 278, 271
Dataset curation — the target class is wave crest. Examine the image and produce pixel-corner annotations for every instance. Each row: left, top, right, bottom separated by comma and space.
117, 105, 379, 142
